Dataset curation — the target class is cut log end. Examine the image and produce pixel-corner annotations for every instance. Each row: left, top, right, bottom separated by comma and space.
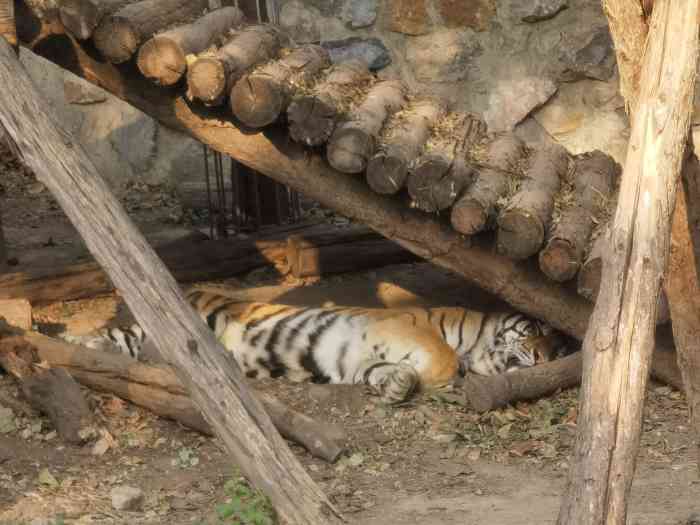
538, 239, 580, 282
59, 0, 99, 40
187, 57, 226, 105
230, 76, 285, 129
327, 128, 372, 174
496, 211, 545, 260
287, 95, 336, 146
93, 17, 138, 64
365, 152, 407, 194
137, 36, 186, 86
450, 198, 487, 236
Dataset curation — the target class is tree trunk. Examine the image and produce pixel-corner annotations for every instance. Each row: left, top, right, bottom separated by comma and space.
557, 2, 698, 523
496, 143, 569, 260
539, 151, 618, 282
230, 44, 330, 129
365, 98, 444, 194
0, 37, 342, 525
327, 79, 406, 174
665, 170, 700, 475
186, 24, 283, 107
450, 133, 525, 235
137, 6, 245, 86
93, 0, 218, 64
287, 59, 371, 147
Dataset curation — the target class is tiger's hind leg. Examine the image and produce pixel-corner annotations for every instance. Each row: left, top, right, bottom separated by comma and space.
352, 359, 420, 404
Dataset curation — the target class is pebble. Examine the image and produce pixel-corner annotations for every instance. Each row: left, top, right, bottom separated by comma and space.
110, 485, 144, 511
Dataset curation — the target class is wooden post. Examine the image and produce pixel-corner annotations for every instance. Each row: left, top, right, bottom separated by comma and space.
557, 1, 698, 524
0, 37, 342, 525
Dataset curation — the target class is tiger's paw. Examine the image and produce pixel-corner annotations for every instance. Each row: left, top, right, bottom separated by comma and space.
377, 363, 419, 404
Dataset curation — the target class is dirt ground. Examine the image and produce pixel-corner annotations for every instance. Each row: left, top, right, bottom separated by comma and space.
0, 141, 698, 525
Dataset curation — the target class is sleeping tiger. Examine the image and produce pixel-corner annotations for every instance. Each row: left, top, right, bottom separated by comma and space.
62, 288, 571, 404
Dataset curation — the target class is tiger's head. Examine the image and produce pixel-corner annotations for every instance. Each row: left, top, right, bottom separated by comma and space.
496, 317, 572, 373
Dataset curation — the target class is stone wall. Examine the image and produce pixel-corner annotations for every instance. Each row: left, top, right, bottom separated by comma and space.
277, 0, 637, 164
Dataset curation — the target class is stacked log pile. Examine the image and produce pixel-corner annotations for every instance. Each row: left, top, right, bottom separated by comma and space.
50, 0, 630, 320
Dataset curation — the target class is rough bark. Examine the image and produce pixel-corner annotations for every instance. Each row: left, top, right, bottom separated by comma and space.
327, 79, 406, 174
287, 59, 371, 147
665, 170, 700, 475
365, 98, 444, 195
15, 328, 346, 462
30, 29, 684, 387
539, 151, 618, 282
186, 24, 283, 106
59, 0, 137, 40
406, 114, 482, 212
557, 2, 698, 524
286, 225, 417, 278
0, 0, 17, 47
460, 352, 582, 412
136, 6, 245, 86
450, 133, 525, 235
0, 333, 97, 445
93, 0, 216, 64
497, 144, 569, 260
230, 44, 330, 129
0, 37, 342, 525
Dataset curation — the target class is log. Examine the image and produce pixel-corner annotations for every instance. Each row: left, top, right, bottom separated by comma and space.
33, 29, 683, 387
0, 298, 32, 329
230, 44, 330, 129
0, 38, 342, 525
287, 59, 371, 147
365, 98, 444, 195
450, 133, 525, 235
186, 24, 282, 107
136, 6, 245, 86
496, 143, 569, 260
665, 164, 700, 475
11, 327, 345, 462
59, 0, 137, 40
577, 226, 671, 324
326, 79, 406, 174
286, 226, 417, 278
558, 1, 698, 523
0, 333, 97, 444
93, 0, 218, 64
406, 114, 481, 212
0, 196, 6, 272
461, 352, 582, 412
539, 151, 618, 282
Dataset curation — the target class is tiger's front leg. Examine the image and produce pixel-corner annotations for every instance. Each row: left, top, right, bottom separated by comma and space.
352, 359, 420, 404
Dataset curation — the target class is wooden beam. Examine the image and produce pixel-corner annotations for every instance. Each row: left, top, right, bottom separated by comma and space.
0, 37, 342, 525
557, 1, 698, 523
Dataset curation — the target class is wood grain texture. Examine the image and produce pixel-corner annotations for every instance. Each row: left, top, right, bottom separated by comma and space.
0, 37, 342, 525
558, 1, 698, 523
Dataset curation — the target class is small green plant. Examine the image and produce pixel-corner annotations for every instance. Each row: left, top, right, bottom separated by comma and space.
215, 477, 276, 525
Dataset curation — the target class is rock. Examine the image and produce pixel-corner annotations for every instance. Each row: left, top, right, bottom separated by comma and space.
386, 0, 431, 35
533, 78, 628, 165
437, 0, 496, 32
484, 75, 557, 132
321, 37, 391, 71
342, 0, 377, 28
511, 0, 568, 22
559, 26, 615, 82
0, 406, 15, 434
406, 29, 481, 83
279, 1, 321, 43
110, 485, 144, 511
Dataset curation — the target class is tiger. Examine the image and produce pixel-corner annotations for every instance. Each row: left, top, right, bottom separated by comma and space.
62, 288, 572, 404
